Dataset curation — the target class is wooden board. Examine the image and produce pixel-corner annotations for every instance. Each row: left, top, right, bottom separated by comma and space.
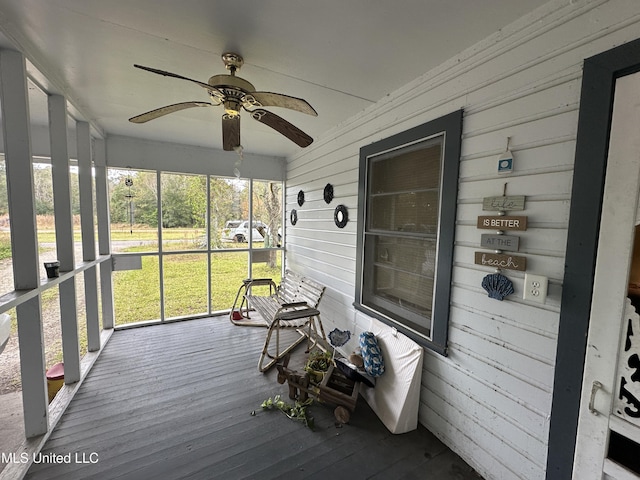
23, 317, 480, 480
477, 215, 527, 231
474, 252, 526, 271
480, 234, 520, 252
482, 195, 526, 211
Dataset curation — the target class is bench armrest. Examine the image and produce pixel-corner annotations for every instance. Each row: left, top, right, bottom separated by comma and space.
276, 307, 321, 321
281, 301, 309, 308
244, 278, 276, 287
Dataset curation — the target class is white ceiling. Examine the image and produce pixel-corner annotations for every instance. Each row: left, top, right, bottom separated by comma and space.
0, 0, 549, 158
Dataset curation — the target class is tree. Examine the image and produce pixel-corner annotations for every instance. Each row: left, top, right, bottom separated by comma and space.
33, 164, 54, 215
109, 170, 158, 227
253, 180, 282, 267
209, 178, 236, 249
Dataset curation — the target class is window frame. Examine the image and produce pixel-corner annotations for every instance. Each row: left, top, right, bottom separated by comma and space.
354, 110, 463, 355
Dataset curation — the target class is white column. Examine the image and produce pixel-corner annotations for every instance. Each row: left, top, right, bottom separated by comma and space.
76, 121, 100, 351
48, 94, 80, 384
157, 171, 165, 321
94, 139, 114, 329
77, 121, 96, 262
0, 49, 48, 437
49, 95, 75, 272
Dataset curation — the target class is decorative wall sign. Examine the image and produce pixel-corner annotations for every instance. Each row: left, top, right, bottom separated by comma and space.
477, 215, 527, 231
323, 183, 334, 204
482, 195, 526, 212
474, 252, 526, 271
290, 209, 298, 225
297, 190, 305, 207
497, 150, 514, 174
480, 234, 520, 252
481, 273, 514, 300
497, 138, 514, 175
334, 204, 348, 228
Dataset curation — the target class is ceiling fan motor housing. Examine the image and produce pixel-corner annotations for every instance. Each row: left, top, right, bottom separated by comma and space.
208, 74, 255, 115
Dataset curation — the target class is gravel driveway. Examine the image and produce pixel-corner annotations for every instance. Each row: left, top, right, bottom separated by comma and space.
0, 246, 87, 394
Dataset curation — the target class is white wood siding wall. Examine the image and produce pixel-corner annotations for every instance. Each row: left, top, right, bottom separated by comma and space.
285, 1, 640, 478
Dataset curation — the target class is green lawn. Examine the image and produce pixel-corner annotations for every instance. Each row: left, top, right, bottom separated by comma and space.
113, 248, 282, 325
3, 226, 283, 327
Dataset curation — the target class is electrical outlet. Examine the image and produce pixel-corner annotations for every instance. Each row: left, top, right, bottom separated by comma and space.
523, 273, 548, 304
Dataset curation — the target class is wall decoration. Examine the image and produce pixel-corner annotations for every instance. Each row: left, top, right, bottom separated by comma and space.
323, 183, 334, 204
481, 273, 514, 300
477, 215, 527, 231
334, 204, 348, 228
297, 190, 305, 207
475, 252, 526, 271
497, 137, 514, 175
480, 234, 520, 252
290, 209, 298, 225
482, 195, 525, 212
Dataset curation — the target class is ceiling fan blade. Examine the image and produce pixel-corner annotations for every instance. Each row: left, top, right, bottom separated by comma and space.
129, 101, 213, 123
243, 92, 317, 116
134, 64, 224, 99
222, 114, 240, 151
250, 109, 313, 148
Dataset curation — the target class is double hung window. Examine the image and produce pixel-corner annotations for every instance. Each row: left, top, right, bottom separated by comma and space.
355, 110, 462, 354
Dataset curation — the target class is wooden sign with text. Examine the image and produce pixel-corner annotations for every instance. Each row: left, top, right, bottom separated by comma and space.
480, 234, 520, 252
482, 195, 526, 211
477, 215, 527, 231
474, 252, 527, 271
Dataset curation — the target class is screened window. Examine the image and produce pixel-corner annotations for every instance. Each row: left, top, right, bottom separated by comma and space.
355, 110, 462, 355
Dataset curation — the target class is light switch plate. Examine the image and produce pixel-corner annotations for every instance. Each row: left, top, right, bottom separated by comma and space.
523, 273, 548, 304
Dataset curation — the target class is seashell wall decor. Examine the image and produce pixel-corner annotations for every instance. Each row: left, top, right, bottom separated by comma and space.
481, 273, 515, 301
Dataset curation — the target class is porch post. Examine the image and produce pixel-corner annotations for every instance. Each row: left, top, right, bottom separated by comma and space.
0, 49, 48, 437
76, 120, 100, 351
94, 138, 114, 329
48, 94, 81, 384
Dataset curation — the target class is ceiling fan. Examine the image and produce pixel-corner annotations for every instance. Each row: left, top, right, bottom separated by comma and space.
129, 52, 317, 151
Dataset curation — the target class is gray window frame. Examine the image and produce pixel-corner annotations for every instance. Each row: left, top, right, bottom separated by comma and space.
354, 110, 463, 355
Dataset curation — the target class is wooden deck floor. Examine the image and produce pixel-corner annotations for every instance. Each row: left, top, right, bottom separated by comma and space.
24, 317, 481, 480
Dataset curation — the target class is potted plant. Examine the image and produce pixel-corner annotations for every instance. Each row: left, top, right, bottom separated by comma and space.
304, 349, 332, 383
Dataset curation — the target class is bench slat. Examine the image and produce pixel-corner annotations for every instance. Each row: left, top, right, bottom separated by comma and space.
245, 270, 324, 327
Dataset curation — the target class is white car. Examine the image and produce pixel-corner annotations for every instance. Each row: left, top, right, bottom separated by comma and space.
222, 220, 268, 243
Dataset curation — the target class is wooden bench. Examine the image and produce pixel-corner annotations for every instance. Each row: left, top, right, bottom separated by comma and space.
230, 270, 326, 372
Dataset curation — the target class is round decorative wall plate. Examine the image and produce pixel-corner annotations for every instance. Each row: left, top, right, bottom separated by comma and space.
334, 204, 348, 228
290, 209, 298, 225
323, 183, 334, 204
297, 190, 305, 207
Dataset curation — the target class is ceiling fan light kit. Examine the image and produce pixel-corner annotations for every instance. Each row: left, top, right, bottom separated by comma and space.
129, 52, 317, 151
